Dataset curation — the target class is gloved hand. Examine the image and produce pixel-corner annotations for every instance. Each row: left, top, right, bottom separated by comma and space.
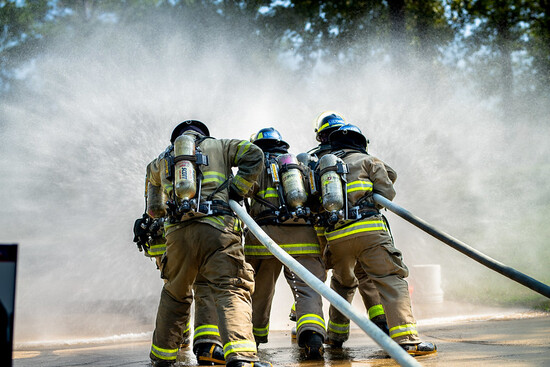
133, 214, 150, 252
228, 185, 244, 204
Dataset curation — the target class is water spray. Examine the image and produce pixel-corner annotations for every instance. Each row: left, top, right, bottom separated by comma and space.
373, 194, 550, 299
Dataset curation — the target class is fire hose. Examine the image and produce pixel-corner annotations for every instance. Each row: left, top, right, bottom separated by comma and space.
229, 200, 421, 367
373, 193, 550, 299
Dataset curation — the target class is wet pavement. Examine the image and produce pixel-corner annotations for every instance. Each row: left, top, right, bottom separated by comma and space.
13, 309, 550, 366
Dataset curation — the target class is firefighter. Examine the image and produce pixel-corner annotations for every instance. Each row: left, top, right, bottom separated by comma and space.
308, 111, 390, 336
147, 120, 271, 367
244, 127, 326, 359
134, 163, 225, 365
320, 124, 437, 356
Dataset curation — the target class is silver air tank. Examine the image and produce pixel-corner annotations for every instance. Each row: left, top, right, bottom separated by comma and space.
296, 152, 319, 195
173, 134, 197, 201
146, 180, 167, 218
318, 154, 344, 212
277, 153, 308, 210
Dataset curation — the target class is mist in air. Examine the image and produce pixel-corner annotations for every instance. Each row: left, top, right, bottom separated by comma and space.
0, 10, 548, 344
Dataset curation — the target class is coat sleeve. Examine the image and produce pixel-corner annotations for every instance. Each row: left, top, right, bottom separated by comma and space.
366, 156, 396, 201
224, 139, 264, 197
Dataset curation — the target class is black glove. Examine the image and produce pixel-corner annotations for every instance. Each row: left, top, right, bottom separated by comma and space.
133, 214, 150, 252
228, 186, 244, 204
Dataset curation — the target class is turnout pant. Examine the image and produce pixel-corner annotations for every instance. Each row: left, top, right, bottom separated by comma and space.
247, 256, 327, 345
151, 221, 257, 364
326, 228, 420, 345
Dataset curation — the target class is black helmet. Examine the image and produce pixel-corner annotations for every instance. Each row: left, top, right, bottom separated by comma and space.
170, 120, 210, 143
314, 111, 346, 143
251, 127, 290, 151
329, 124, 369, 150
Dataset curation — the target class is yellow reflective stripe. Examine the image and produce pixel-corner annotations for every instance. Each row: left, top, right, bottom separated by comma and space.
291, 303, 296, 311
148, 244, 166, 256
223, 340, 257, 358
314, 226, 325, 237
183, 320, 191, 334
297, 314, 326, 330
202, 171, 226, 184
258, 187, 278, 198
204, 216, 225, 227
194, 324, 221, 339
319, 122, 331, 132
232, 175, 253, 193
244, 243, 320, 256
234, 141, 252, 165
368, 304, 385, 319
328, 320, 349, 334
233, 218, 242, 232
253, 324, 269, 337
346, 180, 373, 193
389, 323, 418, 339
325, 219, 387, 241
151, 343, 178, 360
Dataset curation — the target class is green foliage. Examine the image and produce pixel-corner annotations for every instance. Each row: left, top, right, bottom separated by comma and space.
0, 0, 549, 103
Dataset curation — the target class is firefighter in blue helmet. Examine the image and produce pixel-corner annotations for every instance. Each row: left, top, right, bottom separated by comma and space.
146, 120, 272, 367
321, 123, 437, 356
244, 127, 327, 359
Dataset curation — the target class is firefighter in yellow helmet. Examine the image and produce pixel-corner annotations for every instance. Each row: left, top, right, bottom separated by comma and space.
319, 123, 437, 356
146, 120, 271, 367
245, 127, 326, 359
306, 111, 391, 337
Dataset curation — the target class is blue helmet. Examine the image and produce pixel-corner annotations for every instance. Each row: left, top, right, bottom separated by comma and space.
170, 120, 210, 143
314, 111, 346, 143
329, 124, 369, 149
251, 127, 290, 150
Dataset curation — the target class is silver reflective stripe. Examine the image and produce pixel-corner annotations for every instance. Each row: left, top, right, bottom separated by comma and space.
194, 324, 221, 339
245, 243, 320, 257
325, 219, 387, 241
297, 314, 326, 330
346, 180, 373, 193
223, 339, 257, 358
389, 323, 418, 339
148, 244, 166, 256
253, 324, 269, 337
328, 320, 349, 334
151, 343, 178, 360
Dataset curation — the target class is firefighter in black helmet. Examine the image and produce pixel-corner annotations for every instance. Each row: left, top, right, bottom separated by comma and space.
146, 120, 272, 367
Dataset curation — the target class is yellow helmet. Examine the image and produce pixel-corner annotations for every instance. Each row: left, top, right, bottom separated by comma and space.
314, 111, 346, 143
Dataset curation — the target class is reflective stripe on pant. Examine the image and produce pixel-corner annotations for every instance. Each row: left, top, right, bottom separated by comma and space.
193, 277, 222, 347
247, 256, 327, 345
152, 222, 258, 363
326, 224, 419, 344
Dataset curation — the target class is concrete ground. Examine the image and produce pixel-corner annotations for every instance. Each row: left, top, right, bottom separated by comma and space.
12, 308, 550, 367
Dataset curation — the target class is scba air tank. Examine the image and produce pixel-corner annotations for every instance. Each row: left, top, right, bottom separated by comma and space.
277, 153, 307, 210
318, 154, 344, 212
146, 181, 167, 218
174, 134, 197, 201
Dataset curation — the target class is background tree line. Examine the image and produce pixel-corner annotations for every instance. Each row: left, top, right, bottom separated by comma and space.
1, 0, 549, 117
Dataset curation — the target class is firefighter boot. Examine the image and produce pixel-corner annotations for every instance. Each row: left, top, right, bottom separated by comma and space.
371, 314, 389, 335
226, 360, 273, 367
400, 341, 437, 356
302, 331, 324, 359
291, 326, 297, 340
193, 343, 225, 365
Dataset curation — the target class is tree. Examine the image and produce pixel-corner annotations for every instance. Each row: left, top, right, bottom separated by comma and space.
0, 0, 50, 92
